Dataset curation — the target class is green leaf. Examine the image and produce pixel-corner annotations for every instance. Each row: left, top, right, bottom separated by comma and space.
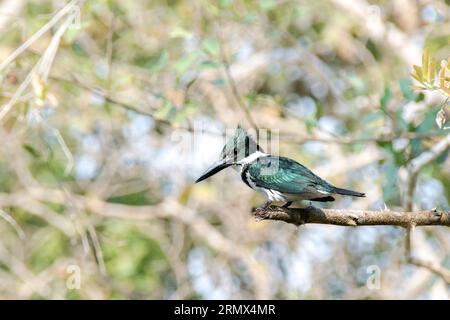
30, 230, 69, 272
417, 107, 439, 133
380, 86, 392, 111
305, 117, 317, 134
155, 99, 176, 120
199, 60, 221, 71
381, 157, 401, 203
23, 144, 41, 159
399, 78, 415, 101
411, 73, 422, 84
201, 38, 220, 57
174, 101, 198, 124
427, 58, 436, 84
362, 110, 384, 126
170, 27, 193, 39
149, 50, 168, 74
412, 65, 423, 82
63, 23, 85, 44
260, 0, 276, 10
210, 78, 226, 86
174, 52, 199, 76
107, 190, 153, 206
395, 108, 408, 131
366, 39, 381, 61
347, 73, 366, 95
422, 48, 429, 79
219, 0, 233, 7
415, 92, 425, 102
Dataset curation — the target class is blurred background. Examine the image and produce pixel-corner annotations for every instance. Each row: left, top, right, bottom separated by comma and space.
0, 0, 449, 299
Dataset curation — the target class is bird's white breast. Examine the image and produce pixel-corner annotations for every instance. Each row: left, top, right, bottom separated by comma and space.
244, 170, 286, 202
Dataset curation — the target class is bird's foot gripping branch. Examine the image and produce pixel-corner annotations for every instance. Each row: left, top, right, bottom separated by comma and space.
253, 205, 450, 228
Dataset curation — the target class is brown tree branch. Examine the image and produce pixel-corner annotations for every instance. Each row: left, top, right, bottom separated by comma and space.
253, 205, 450, 228
3, 187, 449, 286
404, 134, 450, 212
0, 190, 271, 299
50, 75, 445, 144
401, 134, 450, 285
256, 204, 449, 290
221, 52, 259, 130
407, 256, 450, 284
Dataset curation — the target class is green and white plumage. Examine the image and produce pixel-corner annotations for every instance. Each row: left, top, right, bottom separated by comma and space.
239, 153, 363, 202
195, 126, 365, 207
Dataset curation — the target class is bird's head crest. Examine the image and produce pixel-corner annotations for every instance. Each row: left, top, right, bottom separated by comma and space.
194, 125, 263, 183
220, 125, 263, 162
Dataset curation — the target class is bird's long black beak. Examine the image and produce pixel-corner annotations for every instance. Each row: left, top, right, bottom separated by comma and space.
195, 158, 233, 183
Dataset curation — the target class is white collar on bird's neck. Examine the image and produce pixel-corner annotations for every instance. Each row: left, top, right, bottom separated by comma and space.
236, 151, 268, 165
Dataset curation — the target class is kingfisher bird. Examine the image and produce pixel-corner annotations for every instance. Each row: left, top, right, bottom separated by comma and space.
195, 126, 365, 208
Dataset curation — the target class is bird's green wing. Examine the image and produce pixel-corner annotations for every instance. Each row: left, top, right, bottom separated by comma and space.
247, 156, 333, 194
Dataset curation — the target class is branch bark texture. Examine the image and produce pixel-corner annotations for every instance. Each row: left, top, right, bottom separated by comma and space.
254, 206, 450, 228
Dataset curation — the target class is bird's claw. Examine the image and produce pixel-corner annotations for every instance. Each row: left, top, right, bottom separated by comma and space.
261, 201, 272, 210
254, 201, 273, 221
254, 207, 269, 221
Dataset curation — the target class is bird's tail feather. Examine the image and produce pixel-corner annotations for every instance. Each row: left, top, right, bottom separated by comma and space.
333, 187, 365, 197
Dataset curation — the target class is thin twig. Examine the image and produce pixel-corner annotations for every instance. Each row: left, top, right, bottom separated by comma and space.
408, 256, 450, 284
49, 75, 445, 144
0, 0, 80, 71
404, 134, 450, 213
0, 1, 83, 121
0, 209, 25, 240
282, 131, 445, 145
401, 134, 450, 284
0, 63, 37, 120
85, 222, 106, 276
18, 188, 272, 299
105, 2, 115, 92
221, 51, 258, 130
